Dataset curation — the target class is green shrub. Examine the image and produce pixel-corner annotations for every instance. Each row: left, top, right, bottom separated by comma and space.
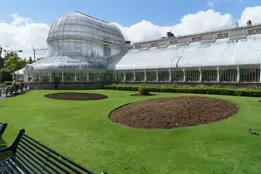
248, 85, 261, 90
0, 69, 12, 83
138, 86, 150, 95
4, 81, 12, 86
104, 84, 261, 97
53, 76, 61, 90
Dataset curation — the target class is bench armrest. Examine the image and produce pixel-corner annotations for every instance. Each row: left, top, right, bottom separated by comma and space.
0, 123, 8, 137
0, 129, 25, 163
0, 147, 13, 163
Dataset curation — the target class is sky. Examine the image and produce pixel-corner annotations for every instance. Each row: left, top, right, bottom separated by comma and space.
0, 0, 261, 59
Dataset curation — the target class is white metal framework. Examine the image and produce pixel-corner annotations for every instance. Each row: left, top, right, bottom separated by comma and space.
28, 11, 125, 71
19, 12, 261, 84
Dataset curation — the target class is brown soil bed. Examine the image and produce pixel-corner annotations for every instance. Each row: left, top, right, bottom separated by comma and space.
44, 92, 108, 101
109, 96, 239, 129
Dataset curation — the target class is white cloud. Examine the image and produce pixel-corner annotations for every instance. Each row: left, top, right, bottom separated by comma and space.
10, 14, 32, 26
238, 6, 261, 26
115, 6, 261, 43
0, 14, 49, 59
114, 9, 234, 43
1, 6, 261, 58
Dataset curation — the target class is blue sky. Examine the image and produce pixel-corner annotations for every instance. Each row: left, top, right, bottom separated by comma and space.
0, 0, 259, 26
0, 0, 261, 59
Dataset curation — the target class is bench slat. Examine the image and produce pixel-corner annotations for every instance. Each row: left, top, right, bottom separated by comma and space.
1, 163, 9, 173
14, 156, 34, 174
22, 136, 84, 174
19, 141, 61, 174
24, 134, 94, 173
16, 151, 44, 174
10, 158, 28, 174
5, 160, 19, 174
0, 166, 5, 173
0, 129, 97, 174
17, 146, 53, 174
21, 138, 71, 174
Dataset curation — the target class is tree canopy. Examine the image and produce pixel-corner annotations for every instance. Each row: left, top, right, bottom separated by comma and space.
0, 47, 31, 72
4, 56, 27, 73
27, 57, 33, 64
0, 58, 4, 69
0, 69, 12, 83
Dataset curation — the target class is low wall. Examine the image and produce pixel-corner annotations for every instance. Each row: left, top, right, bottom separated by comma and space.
29, 81, 261, 90
29, 82, 112, 90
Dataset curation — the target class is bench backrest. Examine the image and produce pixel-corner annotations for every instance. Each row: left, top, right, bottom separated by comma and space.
0, 122, 7, 138
12, 130, 94, 174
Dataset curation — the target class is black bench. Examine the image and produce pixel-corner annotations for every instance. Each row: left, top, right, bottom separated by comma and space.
0, 122, 7, 138
0, 129, 96, 173
5, 84, 20, 96
1, 82, 28, 97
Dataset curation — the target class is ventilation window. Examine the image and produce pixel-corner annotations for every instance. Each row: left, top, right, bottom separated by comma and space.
201, 39, 215, 44
135, 45, 141, 49
218, 33, 229, 38
248, 28, 261, 34
170, 40, 178, 44
151, 43, 158, 47
192, 37, 202, 42
156, 45, 169, 49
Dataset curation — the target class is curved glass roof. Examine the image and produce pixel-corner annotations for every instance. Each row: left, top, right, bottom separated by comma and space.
27, 11, 261, 72
47, 11, 125, 46
30, 11, 126, 71
108, 34, 261, 70
27, 56, 97, 71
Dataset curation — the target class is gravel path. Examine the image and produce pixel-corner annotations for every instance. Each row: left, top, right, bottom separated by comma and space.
0, 93, 7, 101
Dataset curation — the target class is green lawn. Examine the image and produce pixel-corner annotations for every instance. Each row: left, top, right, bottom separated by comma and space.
1, 90, 261, 174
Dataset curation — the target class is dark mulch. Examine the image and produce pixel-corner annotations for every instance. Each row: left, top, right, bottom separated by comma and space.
44, 92, 108, 101
109, 96, 239, 129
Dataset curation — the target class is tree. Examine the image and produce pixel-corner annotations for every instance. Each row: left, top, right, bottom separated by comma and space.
0, 69, 12, 82
247, 19, 252, 26
4, 55, 26, 73
53, 76, 61, 90
0, 47, 2, 58
0, 58, 4, 69
0, 47, 3, 69
27, 57, 33, 64
2, 49, 22, 62
0, 47, 23, 69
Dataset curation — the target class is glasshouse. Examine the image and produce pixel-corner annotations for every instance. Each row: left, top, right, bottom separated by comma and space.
19, 11, 261, 85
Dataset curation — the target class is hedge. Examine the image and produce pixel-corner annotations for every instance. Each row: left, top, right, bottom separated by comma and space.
4, 81, 12, 86
104, 85, 261, 97
2, 81, 25, 86
0, 70, 12, 83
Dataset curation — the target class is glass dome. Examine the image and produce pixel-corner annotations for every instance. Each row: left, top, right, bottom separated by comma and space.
27, 56, 92, 71
29, 11, 126, 71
